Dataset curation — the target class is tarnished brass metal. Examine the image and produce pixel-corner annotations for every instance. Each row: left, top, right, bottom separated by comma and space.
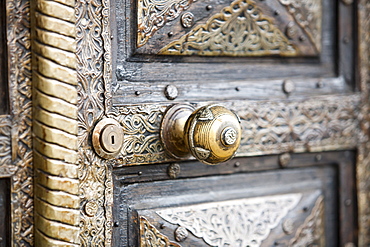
161, 104, 242, 165
92, 118, 124, 159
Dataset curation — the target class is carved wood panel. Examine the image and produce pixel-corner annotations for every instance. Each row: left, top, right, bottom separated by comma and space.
113, 155, 352, 246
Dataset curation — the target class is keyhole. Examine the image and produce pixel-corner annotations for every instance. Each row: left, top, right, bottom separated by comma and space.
111, 135, 115, 145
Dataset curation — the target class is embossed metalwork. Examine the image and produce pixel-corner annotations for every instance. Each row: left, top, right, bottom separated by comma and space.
157, 193, 302, 246
76, 0, 113, 240
278, 0, 322, 52
140, 216, 181, 247
159, 0, 297, 56
32, 0, 80, 244
5, 0, 34, 243
180, 12, 194, 28
0, 116, 13, 176
112, 95, 361, 166
137, 0, 194, 47
289, 195, 325, 246
75, 0, 369, 245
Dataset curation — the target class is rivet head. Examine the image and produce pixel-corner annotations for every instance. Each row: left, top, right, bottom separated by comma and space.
279, 153, 291, 167
164, 85, 178, 100
282, 80, 295, 94
181, 12, 194, 28
282, 219, 294, 234
286, 21, 298, 39
167, 163, 181, 179
85, 200, 98, 217
345, 199, 352, 206
174, 226, 188, 242
316, 81, 324, 88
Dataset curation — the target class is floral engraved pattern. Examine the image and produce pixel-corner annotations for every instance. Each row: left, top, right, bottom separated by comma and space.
76, 0, 113, 242
111, 95, 360, 167
6, 0, 34, 243
278, 0, 322, 52
156, 193, 302, 247
0, 116, 13, 175
114, 104, 169, 166
234, 95, 361, 155
289, 196, 325, 246
140, 216, 181, 247
159, 0, 296, 56
137, 0, 194, 47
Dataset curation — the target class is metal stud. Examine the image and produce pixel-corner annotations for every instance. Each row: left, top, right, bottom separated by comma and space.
282, 80, 295, 94
167, 163, 181, 179
164, 85, 178, 100
181, 12, 194, 28
174, 226, 188, 242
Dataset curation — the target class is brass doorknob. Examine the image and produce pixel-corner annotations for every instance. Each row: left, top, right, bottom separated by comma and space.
161, 104, 241, 165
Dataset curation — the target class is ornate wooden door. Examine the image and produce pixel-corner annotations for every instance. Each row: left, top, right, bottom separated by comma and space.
1, 0, 370, 246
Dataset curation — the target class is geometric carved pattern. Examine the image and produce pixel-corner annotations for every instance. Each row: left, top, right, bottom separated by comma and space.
33, 0, 80, 244
113, 95, 360, 166
157, 193, 302, 246
278, 0, 322, 52
140, 216, 181, 247
159, 0, 297, 56
137, 0, 194, 47
289, 195, 325, 247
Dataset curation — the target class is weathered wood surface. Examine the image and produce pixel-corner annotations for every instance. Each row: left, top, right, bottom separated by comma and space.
0, 179, 10, 247
112, 151, 357, 246
0, 0, 8, 115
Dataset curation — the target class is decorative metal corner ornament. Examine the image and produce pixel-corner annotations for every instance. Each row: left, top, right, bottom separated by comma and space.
159, 0, 297, 56
156, 193, 302, 246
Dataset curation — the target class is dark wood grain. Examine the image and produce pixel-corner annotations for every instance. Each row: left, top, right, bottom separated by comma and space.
0, 179, 10, 247
110, 0, 350, 105
112, 151, 357, 246
0, 0, 8, 114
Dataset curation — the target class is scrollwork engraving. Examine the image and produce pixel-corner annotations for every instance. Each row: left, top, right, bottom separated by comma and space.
156, 193, 302, 246
0, 116, 13, 176
289, 195, 325, 247
113, 95, 360, 166
278, 0, 322, 52
6, 0, 34, 243
137, 0, 194, 47
159, 0, 297, 56
140, 216, 181, 247
76, 0, 113, 242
